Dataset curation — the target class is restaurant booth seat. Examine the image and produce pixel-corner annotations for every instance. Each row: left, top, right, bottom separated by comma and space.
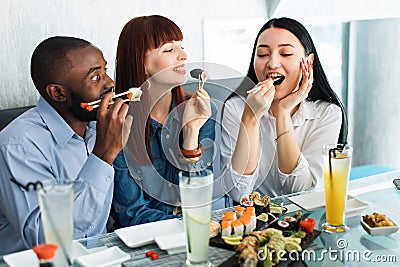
0, 106, 35, 131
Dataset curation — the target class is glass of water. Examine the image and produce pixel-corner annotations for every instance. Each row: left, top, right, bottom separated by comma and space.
38, 180, 73, 266
179, 170, 213, 267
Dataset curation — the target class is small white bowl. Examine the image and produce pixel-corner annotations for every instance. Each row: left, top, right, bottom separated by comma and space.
360, 219, 399, 236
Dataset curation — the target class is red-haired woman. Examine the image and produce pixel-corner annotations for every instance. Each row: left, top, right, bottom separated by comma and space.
112, 15, 216, 227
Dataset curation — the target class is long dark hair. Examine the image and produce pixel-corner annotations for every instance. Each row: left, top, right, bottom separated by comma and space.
230, 17, 347, 144
116, 15, 188, 164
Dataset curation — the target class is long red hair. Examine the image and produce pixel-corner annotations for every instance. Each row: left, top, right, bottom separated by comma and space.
116, 15, 188, 165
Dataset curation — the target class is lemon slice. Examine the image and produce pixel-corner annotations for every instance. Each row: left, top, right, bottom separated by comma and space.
185, 212, 209, 225
221, 236, 243, 242
224, 239, 242, 246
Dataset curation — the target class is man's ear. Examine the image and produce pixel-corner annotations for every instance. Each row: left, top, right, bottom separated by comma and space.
45, 84, 67, 102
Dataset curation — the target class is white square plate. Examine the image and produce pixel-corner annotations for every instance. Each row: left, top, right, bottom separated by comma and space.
288, 191, 369, 213
154, 232, 186, 254
74, 246, 130, 267
360, 219, 399, 236
115, 218, 184, 248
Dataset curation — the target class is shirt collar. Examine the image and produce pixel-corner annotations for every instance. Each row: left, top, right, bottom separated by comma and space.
291, 100, 320, 126
149, 99, 180, 136
37, 97, 96, 147
264, 100, 319, 126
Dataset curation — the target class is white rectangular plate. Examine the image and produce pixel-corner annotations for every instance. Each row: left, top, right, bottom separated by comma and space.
288, 191, 369, 213
74, 246, 130, 267
154, 232, 186, 254
3, 250, 39, 267
115, 218, 184, 248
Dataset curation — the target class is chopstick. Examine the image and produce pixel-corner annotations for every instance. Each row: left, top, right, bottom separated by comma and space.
80, 87, 141, 111
85, 98, 139, 111
246, 77, 280, 94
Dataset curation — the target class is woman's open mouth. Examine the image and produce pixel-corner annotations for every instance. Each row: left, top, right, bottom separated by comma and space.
266, 73, 285, 86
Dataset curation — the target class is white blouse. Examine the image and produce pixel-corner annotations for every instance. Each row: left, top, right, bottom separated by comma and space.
220, 96, 342, 201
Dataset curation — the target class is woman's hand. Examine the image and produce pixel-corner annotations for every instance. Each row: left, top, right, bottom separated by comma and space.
278, 58, 313, 114
244, 78, 275, 120
181, 89, 211, 149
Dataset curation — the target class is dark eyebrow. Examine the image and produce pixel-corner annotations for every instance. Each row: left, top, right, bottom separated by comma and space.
86, 66, 101, 77
257, 44, 295, 49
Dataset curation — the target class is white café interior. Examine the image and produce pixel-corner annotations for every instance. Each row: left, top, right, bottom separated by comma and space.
1, 0, 400, 174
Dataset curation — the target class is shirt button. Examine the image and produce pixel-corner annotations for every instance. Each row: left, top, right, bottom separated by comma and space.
106, 178, 111, 182
168, 182, 172, 188
137, 169, 141, 174
89, 225, 94, 230
117, 206, 123, 211
206, 162, 211, 167
166, 134, 170, 139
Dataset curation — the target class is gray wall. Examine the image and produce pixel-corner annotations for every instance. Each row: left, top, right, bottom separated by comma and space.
347, 17, 400, 168
0, 0, 268, 109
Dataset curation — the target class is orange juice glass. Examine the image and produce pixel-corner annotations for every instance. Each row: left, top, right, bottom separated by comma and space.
322, 144, 352, 233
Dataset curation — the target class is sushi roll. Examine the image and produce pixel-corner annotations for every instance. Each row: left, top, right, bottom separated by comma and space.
277, 220, 290, 230
235, 206, 245, 218
209, 220, 221, 238
283, 216, 298, 230
249, 191, 261, 202
221, 220, 232, 237
244, 207, 256, 227
239, 193, 253, 206
240, 215, 256, 235
231, 219, 244, 237
222, 211, 237, 221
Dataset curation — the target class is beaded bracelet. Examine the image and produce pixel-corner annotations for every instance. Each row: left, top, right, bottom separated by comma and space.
275, 129, 294, 142
180, 144, 204, 158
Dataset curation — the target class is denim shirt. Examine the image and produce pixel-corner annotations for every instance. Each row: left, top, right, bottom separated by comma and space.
112, 101, 217, 227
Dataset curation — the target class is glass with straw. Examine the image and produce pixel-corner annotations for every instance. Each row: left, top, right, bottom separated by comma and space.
322, 144, 353, 233
38, 180, 74, 266
179, 170, 213, 267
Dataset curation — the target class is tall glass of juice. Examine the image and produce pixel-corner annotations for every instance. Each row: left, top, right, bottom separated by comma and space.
38, 180, 73, 266
322, 144, 353, 233
179, 170, 213, 267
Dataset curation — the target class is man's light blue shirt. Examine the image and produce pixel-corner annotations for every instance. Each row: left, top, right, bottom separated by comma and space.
0, 97, 114, 255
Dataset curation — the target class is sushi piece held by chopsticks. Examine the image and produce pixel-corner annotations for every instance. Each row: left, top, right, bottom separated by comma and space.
190, 68, 208, 91
80, 87, 142, 111
246, 77, 281, 94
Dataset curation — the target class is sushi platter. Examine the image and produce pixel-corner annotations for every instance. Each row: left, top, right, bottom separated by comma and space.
209, 192, 321, 267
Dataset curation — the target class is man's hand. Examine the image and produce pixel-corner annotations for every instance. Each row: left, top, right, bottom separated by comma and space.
92, 92, 133, 165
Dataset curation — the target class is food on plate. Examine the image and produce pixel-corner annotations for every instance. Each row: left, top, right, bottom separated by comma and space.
240, 192, 273, 215
222, 211, 237, 221
232, 220, 245, 236
235, 206, 246, 218
209, 220, 221, 238
254, 195, 270, 215
239, 193, 253, 207
221, 220, 232, 237
362, 213, 396, 227
249, 192, 261, 202
222, 235, 244, 246
281, 211, 302, 230
220, 207, 257, 239
277, 220, 290, 230
299, 218, 316, 234
256, 213, 269, 223
237, 236, 259, 267
235, 228, 308, 266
